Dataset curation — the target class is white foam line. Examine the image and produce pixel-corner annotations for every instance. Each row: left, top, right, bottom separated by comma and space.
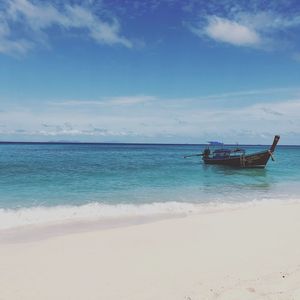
0, 199, 300, 230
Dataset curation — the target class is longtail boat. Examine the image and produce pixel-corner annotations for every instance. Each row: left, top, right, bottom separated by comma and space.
184, 135, 280, 168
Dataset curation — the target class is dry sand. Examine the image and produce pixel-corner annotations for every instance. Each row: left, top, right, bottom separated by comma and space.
0, 201, 300, 300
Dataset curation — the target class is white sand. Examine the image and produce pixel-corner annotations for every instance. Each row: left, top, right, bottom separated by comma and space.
0, 201, 300, 300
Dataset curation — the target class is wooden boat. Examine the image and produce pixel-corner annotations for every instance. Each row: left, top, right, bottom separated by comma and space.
185, 135, 280, 168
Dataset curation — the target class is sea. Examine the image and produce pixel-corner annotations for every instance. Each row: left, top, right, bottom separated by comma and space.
0, 142, 300, 229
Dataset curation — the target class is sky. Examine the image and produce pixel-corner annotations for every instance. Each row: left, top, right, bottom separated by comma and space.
0, 0, 300, 144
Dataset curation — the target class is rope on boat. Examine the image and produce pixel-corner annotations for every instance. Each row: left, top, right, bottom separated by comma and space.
268, 150, 275, 161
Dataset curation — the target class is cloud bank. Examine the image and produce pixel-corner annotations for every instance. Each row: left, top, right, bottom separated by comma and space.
1, 91, 300, 144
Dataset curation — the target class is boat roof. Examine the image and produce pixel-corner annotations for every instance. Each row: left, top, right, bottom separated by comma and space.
207, 141, 224, 146
207, 140, 246, 154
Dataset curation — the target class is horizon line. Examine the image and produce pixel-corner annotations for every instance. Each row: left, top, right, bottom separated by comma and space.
0, 141, 298, 147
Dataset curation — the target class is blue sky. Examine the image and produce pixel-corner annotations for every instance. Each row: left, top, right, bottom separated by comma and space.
0, 0, 300, 144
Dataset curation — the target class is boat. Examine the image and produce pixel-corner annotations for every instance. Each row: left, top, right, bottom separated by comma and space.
184, 135, 280, 168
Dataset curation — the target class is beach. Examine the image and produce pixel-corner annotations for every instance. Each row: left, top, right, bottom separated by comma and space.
1, 200, 300, 300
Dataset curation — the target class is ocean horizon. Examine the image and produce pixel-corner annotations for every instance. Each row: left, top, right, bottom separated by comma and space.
1, 141, 300, 146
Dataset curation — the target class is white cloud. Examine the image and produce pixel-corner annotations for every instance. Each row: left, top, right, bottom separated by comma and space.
50, 95, 156, 107
193, 87, 300, 102
8, 0, 66, 30
107, 95, 156, 105
0, 34, 32, 55
189, 9, 300, 51
202, 16, 261, 47
0, 0, 132, 55
236, 11, 300, 32
0, 15, 32, 54
64, 5, 132, 48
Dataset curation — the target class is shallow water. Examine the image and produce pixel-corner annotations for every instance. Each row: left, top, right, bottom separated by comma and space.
0, 143, 299, 228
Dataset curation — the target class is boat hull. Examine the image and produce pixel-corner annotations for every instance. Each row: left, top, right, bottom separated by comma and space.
203, 150, 271, 168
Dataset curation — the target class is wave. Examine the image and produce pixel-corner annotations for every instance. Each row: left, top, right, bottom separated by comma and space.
1, 199, 299, 230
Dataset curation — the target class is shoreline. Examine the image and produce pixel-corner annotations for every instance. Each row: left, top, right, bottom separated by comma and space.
0, 199, 300, 244
1, 198, 299, 242
1, 200, 300, 299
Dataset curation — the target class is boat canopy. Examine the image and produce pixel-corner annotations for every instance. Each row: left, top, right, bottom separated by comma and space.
207, 141, 223, 146
207, 140, 246, 157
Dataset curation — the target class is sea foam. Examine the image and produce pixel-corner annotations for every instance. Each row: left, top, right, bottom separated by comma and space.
0, 199, 297, 230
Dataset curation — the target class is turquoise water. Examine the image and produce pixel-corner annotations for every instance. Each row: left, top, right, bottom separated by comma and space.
0, 143, 300, 228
